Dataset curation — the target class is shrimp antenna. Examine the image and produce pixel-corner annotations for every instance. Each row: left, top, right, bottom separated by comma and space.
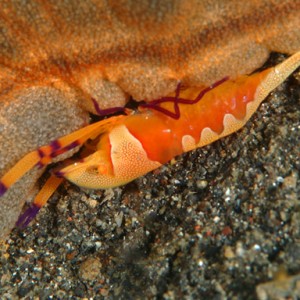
141, 77, 229, 119
91, 98, 126, 116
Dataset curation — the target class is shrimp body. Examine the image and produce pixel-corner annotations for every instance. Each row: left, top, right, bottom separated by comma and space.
0, 52, 299, 224
60, 52, 300, 189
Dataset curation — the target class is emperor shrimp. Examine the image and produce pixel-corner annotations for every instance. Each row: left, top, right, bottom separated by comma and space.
0, 51, 299, 226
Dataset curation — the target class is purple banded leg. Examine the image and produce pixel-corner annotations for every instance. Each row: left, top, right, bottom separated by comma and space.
0, 182, 7, 196
16, 204, 41, 228
16, 175, 64, 228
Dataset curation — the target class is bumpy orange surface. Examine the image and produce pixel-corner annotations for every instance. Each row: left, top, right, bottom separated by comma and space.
0, 0, 299, 239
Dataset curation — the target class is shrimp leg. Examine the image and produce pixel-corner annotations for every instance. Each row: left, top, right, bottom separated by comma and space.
16, 175, 64, 228
0, 116, 124, 196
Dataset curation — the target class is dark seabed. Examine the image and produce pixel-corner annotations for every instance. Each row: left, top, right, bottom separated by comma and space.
1, 54, 299, 299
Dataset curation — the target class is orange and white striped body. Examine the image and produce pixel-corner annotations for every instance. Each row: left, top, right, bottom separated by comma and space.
0, 52, 299, 210
60, 52, 300, 189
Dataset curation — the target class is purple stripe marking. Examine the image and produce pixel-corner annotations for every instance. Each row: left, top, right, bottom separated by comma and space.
50, 140, 61, 152
0, 182, 7, 196
92, 98, 125, 116
55, 170, 65, 178
50, 141, 80, 158
37, 148, 45, 158
65, 141, 80, 151
140, 77, 229, 119
36, 161, 45, 169
16, 204, 40, 228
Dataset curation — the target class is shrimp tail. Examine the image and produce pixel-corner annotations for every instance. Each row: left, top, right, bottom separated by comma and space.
254, 51, 300, 105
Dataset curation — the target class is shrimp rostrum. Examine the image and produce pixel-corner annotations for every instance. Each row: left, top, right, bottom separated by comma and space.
1, 52, 300, 226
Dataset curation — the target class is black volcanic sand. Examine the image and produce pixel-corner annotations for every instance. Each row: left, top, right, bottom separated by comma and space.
1, 54, 299, 299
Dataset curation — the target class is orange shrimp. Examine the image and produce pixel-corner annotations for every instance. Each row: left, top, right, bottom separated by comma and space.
1, 51, 300, 226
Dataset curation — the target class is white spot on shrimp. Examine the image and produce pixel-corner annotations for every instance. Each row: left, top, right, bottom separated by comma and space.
182, 135, 196, 152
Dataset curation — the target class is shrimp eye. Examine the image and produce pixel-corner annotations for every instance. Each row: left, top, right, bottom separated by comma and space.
87, 166, 99, 175
86, 163, 111, 176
